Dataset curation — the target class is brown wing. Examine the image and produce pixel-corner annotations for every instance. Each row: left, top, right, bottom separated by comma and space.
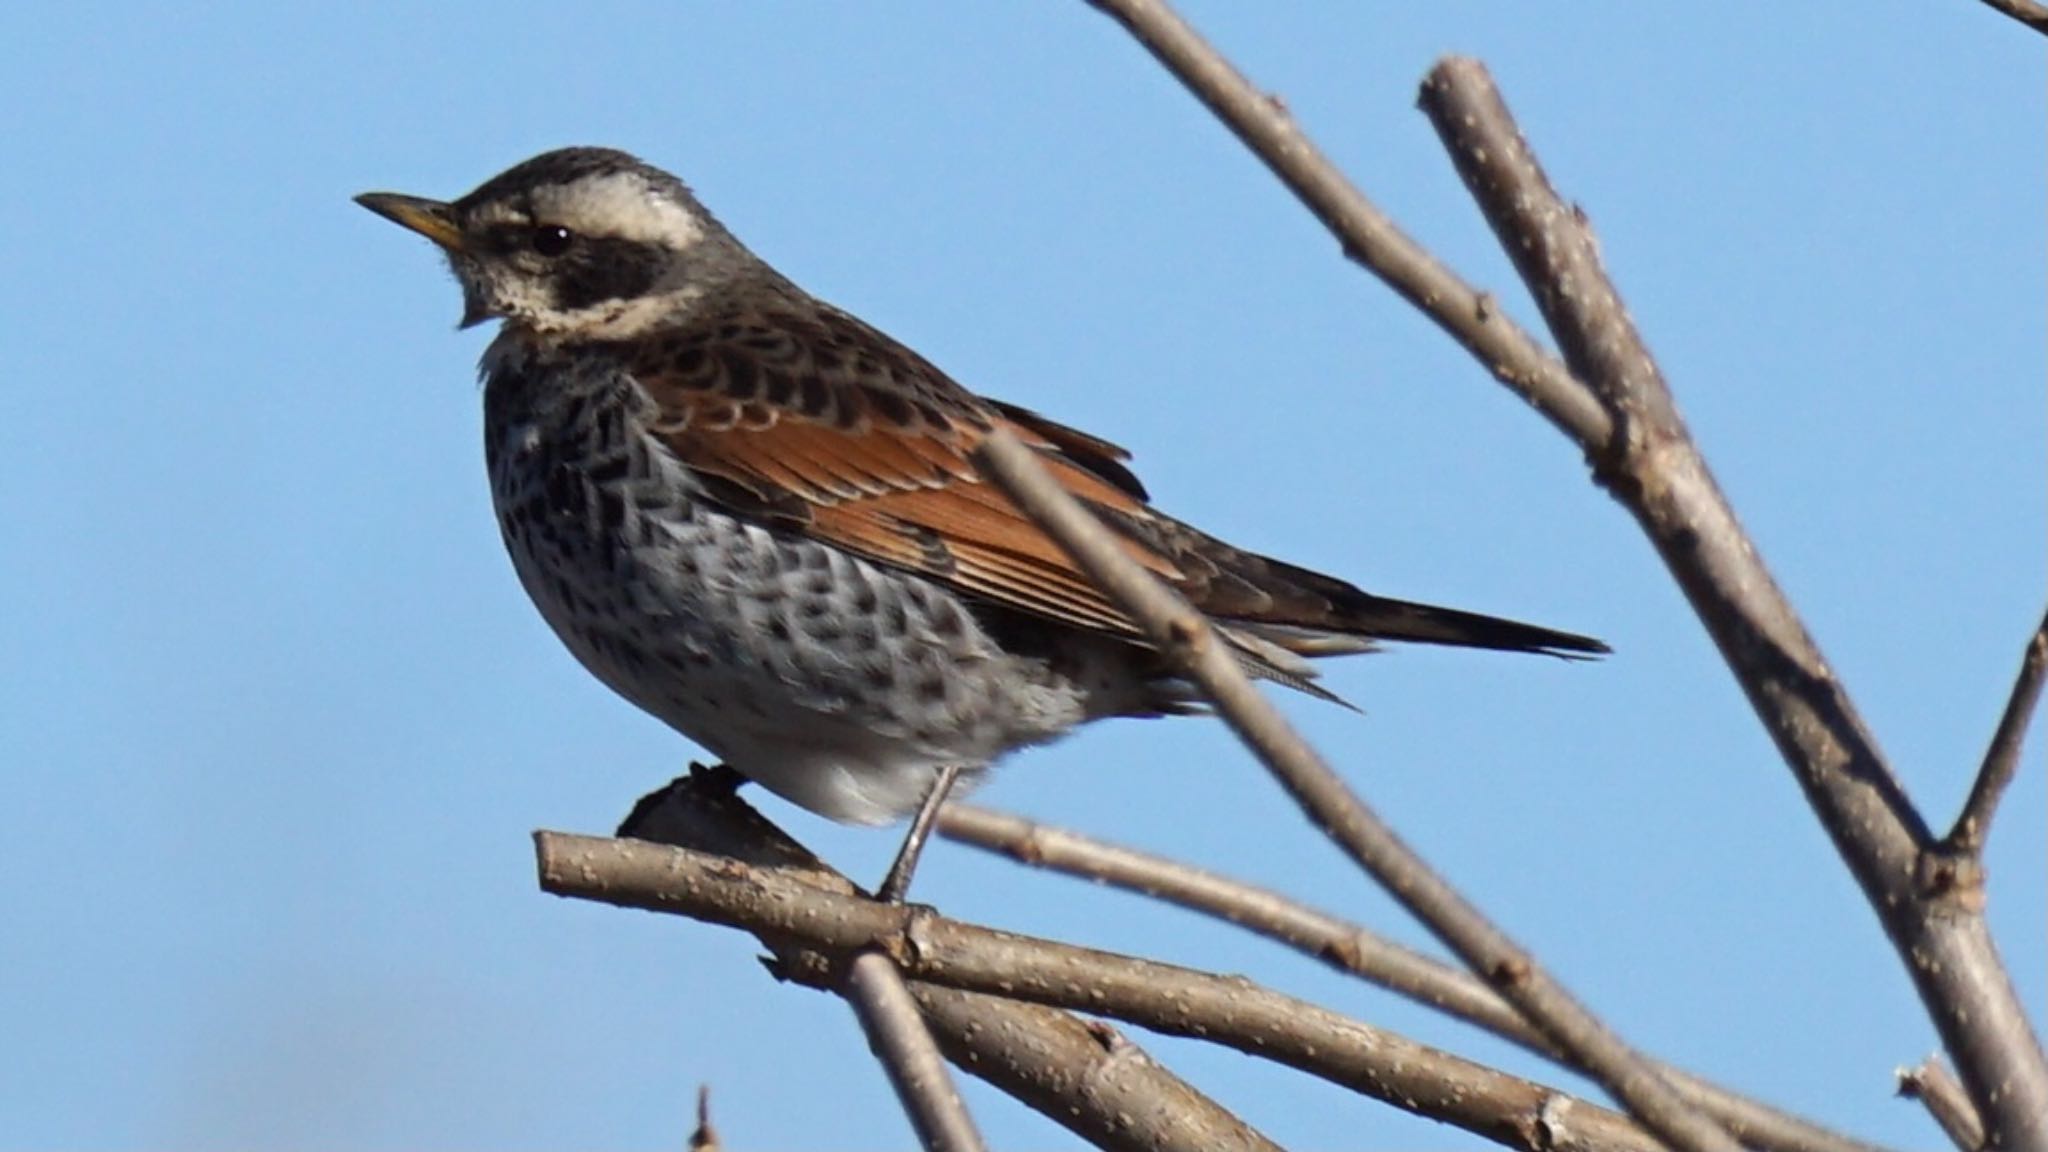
624, 294, 1183, 638
622, 290, 1611, 669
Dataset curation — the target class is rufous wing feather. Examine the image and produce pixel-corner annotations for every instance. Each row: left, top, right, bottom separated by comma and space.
629, 298, 1183, 639
624, 291, 1609, 672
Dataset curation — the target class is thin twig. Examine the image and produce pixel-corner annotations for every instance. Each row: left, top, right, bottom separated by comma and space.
1897, 1057, 1986, 1151
942, 804, 1527, 1026
1971, 0, 2048, 35
1418, 58, 2048, 1148
539, 828, 1673, 1152
614, 771, 1281, 1152
941, 803, 1902, 1152
1080, 0, 1611, 447
969, 429, 1740, 1152
844, 952, 988, 1152
688, 1084, 720, 1152
1943, 607, 2048, 855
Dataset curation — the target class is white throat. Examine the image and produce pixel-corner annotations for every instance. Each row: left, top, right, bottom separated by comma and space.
534, 284, 710, 340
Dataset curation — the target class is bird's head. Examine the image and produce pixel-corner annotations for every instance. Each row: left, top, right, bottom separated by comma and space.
355, 147, 750, 340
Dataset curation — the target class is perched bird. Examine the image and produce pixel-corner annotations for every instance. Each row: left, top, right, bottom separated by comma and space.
357, 147, 1604, 894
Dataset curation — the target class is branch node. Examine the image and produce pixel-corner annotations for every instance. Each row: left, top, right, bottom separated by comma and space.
1316, 934, 1365, 971
1012, 827, 1049, 866
1084, 1017, 1129, 1052
1897, 1055, 1986, 1151
1164, 613, 1210, 655
1487, 955, 1533, 988
897, 904, 942, 970
1913, 852, 1988, 912
1534, 1093, 1579, 1152
1942, 607, 2048, 858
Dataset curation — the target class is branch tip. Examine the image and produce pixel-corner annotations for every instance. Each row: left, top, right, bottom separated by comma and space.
1943, 607, 2048, 857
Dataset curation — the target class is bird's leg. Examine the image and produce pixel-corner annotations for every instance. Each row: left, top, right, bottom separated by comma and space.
874, 763, 963, 904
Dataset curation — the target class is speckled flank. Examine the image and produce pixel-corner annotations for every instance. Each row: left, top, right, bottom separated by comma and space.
484, 336, 1156, 824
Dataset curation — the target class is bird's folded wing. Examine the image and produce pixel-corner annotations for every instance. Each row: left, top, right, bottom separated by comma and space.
627, 300, 1182, 638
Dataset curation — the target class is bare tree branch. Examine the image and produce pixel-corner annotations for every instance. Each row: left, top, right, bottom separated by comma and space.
904, 986, 1280, 1152
1970, 0, 2048, 35
969, 429, 1740, 1152
1943, 607, 2048, 855
1071, 12, 2043, 1139
613, 771, 1280, 1152
942, 803, 1902, 1152
539, 825, 1675, 1152
1897, 1057, 1986, 1151
844, 952, 988, 1152
638, 782, 987, 1152
1079, 0, 1610, 447
1416, 58, 2048, 1147
942, 803, 1526, 1028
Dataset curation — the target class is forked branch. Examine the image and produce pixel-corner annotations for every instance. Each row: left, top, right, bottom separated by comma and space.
1414, 58, 2048, 1145
540, 806, 1675, 1151
971, 430, 1740, 1152
1943, 607, 2048, 856
941, 804, 1900, 1152
1079, 0, 1611, 446
1896, 1057, 1986, 1151
601, 772, 1279, 1152
1070, 0, 2045, 1139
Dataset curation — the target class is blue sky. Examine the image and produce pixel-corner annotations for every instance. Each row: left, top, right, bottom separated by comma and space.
2, 3, 2040, 1148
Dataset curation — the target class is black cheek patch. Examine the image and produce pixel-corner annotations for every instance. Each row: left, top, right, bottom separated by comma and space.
552, 238, 666, 312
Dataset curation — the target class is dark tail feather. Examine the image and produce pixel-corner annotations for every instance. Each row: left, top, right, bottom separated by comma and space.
1210, 587, 1601, 709
1324, 592, 1609, 658
1194, 541, 1611, 658
1098, 509, 1609, 666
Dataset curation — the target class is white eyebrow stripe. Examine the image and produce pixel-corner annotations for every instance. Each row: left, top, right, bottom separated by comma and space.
532, 172, 706, 249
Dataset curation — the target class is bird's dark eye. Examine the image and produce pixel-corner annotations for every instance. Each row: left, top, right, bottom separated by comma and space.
530, 225, 575, 257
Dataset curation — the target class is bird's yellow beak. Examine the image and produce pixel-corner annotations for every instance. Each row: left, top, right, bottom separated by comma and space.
354, 192, 464, 251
